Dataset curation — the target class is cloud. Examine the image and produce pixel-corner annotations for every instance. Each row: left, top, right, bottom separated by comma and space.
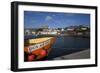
52, 14, 56, 17
31, 20, 35, 23
45, 16, 52, 21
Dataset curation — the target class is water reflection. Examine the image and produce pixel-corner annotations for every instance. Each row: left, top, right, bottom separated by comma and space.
47, 36, 90, 60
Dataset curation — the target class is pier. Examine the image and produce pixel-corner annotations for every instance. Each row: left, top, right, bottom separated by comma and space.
53, 49, 90, 60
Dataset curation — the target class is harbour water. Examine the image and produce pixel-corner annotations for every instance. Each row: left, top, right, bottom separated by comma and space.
47, 36, 90, 60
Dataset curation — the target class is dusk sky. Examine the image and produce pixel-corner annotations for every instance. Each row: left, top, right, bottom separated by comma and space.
24, 11, 90, 28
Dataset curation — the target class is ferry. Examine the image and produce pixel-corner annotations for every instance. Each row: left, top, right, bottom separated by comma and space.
24, 37, 56, 61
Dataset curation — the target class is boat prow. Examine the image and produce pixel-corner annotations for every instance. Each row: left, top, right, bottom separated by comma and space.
24, 37, 56, 61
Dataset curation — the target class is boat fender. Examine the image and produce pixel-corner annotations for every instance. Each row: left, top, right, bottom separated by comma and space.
40, 49, 47, 56
28, 54, 36, 61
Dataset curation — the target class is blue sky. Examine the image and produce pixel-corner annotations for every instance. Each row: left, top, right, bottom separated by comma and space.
24, 11, 90, 28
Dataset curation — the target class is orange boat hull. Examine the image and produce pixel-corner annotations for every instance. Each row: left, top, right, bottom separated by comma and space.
24, 37, 56, 61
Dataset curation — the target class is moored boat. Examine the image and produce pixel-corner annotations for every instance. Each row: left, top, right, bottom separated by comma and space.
24, 37, 56, 61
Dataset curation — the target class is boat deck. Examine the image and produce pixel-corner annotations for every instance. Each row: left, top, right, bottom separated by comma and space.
28, 37, 53, 44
